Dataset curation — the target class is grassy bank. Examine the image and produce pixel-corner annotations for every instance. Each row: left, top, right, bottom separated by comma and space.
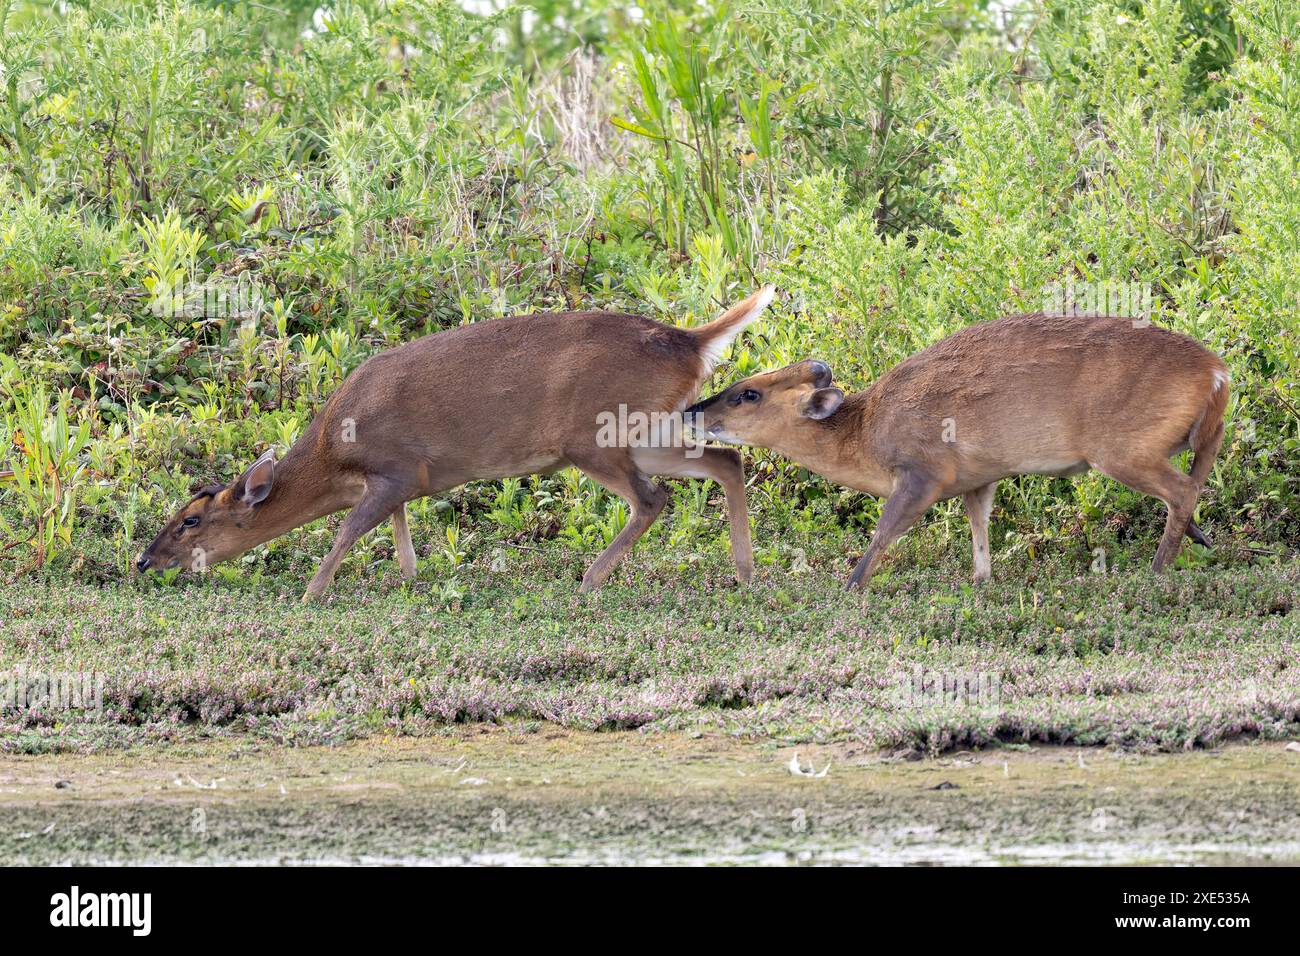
2, 0, 1299, 774
4, 525, 1296, 754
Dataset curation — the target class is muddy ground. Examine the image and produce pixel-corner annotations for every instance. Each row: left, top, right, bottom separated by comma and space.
2, 732, 1297, 865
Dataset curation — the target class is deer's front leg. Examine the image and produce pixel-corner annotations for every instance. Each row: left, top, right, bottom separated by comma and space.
304, 484, 407, 601
847, 472, 942, 590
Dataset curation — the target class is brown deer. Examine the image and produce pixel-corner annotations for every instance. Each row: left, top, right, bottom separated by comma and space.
686, 312, 1229, 588
137, 286, 775, 599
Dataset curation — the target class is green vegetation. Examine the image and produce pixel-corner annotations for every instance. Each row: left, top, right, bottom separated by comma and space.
2, 541, 1297, 753
0, 1, 1296, 754
1, 0, 1296, 576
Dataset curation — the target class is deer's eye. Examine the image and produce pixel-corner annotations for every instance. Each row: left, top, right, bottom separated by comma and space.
182, 515, 201, 528
741, 389, 761, 403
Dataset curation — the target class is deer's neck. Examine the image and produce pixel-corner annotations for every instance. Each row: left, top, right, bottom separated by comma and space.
777, 392, 894, 498
244, 434, 356, 542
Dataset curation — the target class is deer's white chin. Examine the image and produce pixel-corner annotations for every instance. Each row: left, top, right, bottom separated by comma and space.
685, 423, 739, 446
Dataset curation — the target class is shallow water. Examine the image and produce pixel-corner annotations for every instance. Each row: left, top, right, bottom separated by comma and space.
4, 732, 1298, 866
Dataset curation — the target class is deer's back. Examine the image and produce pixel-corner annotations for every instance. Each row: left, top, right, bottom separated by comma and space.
863, 313, 1227, 484
310, 311, 705, 480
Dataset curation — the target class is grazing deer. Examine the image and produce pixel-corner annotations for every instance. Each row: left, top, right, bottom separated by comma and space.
687, 312, 1229, 588
137, 286, 775, 599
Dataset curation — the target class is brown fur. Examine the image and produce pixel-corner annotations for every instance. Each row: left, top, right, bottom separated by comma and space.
688, 313, 1230, 588
138, 287, 775, 599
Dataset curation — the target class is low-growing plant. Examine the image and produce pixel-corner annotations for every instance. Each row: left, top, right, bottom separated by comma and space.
0, 357, 92, 570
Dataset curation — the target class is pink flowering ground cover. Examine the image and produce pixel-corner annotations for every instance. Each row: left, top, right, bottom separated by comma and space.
2, 550, 1296, 754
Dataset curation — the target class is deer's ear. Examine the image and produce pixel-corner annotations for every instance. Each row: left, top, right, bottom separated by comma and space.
803, 360, 834, 388
798, 387, 844, 420
235, 450, 276, 506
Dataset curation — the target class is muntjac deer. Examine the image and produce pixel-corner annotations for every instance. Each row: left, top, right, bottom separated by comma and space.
687, 312, 1229, 588
138, 286, 776, 599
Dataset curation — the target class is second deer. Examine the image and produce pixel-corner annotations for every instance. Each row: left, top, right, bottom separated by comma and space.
687, 312, 1229, 588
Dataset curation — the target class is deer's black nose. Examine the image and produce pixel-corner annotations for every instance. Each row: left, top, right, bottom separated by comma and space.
136, 555, 151, 572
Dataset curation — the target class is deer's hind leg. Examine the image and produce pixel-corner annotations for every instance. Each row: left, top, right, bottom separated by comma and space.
632, 445, 754, 584
391, 502, 417, 580
962, 481, 998, 583
567, 449, 669, 593
1092, 458, 1198, 573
